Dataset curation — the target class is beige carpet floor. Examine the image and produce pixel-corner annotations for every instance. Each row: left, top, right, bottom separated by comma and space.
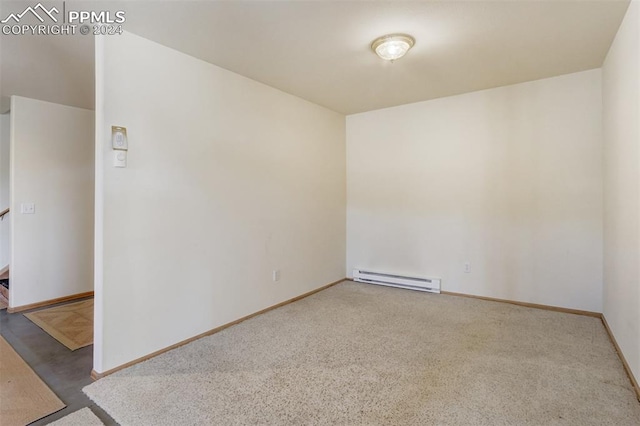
84, 281, 640, 425
49, 407, 104, 426
24, 299, 93, 350
0, 336, 66, 426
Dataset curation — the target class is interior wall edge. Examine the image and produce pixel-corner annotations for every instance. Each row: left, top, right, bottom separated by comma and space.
92, 34, 106, 375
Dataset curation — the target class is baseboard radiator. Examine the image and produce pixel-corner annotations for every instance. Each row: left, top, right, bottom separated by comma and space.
352, 269, 441, 293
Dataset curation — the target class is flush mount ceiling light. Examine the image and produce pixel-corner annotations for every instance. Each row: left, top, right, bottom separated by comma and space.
371, 34, 415, 61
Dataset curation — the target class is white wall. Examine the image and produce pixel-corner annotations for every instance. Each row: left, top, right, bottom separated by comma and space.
347, 70, 603, 312
602, 0, 640, 383
0, 113, 9, 269
10, 96, 94, 308
95, 32, 346, 373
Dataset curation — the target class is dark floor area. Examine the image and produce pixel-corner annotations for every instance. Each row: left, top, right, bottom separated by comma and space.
1, 299, 117, 425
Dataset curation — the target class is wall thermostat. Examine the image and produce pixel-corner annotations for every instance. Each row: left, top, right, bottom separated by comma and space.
114, 150, 127, 168
111, 126, 128, 151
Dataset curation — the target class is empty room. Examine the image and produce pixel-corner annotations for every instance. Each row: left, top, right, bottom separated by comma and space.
0, 0, 639, 425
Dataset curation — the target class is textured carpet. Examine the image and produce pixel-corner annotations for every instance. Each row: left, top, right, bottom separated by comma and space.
24, 299, 93, 350
84, 281, 640, 425
49, 407, 104, 426
0, 336, 65, 425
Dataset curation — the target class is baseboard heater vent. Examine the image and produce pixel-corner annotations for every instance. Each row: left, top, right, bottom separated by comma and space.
353, 269, 441, 293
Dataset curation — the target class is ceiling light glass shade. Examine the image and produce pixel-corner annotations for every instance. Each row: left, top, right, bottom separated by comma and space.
371, 34, 415, 61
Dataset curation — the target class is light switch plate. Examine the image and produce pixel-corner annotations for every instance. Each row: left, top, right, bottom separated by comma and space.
112, 126, 128, 151
21, 203, 35, 214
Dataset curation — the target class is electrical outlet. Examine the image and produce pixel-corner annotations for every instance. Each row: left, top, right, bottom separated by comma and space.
464, 262, 471, 273
272, 270, 281, 282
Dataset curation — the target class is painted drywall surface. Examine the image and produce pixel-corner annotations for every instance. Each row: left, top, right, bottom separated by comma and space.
602, 0, 640, 382
10, 96, 94, 308
95, 32, 346, 372
0, 113, 9, 269
347, 69, 603, 312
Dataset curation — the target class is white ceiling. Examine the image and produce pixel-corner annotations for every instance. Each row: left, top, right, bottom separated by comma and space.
0, 0, 630, 114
